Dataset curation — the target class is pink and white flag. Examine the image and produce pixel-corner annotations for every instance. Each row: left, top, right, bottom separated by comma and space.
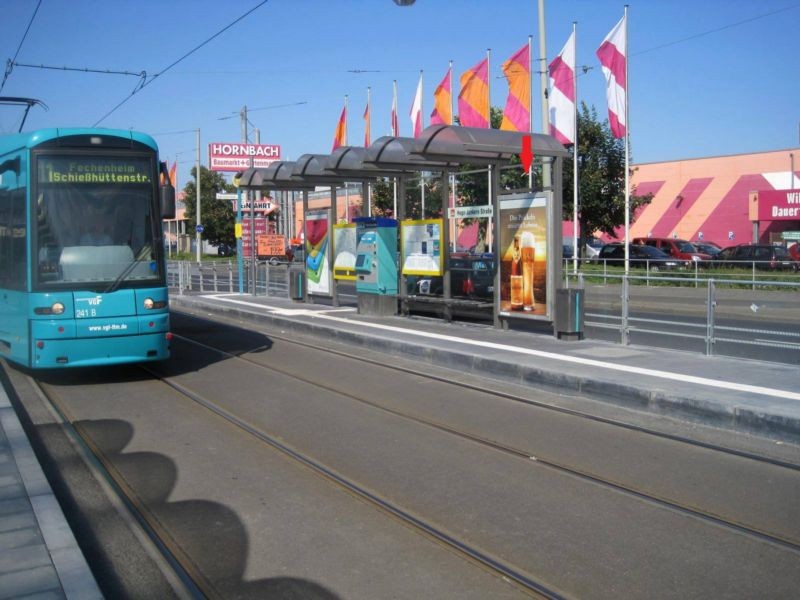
548, 31, 576, 145
410, 73, 423, 137
596, 14, 627, 138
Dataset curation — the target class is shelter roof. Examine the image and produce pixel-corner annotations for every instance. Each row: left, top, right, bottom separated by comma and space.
364, 136, 457, 171
237, 161, 315, 190
412, 125, 569, 163
327, 146, 413, 178
292, 153, 371, 184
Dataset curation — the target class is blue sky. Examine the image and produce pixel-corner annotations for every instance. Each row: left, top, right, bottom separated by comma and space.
2, 0, 799, 187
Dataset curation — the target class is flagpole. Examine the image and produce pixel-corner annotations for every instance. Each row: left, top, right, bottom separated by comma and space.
448, 59, 455, 251
528, 34, 533, 190
420, 69, 425, 218
366, 86, 372, 217
624, 5, 630, 275
486, 48, 492, 253
393, 80, 398, 217
572, 21, 579, 274
538, 0, 551, 190
448, 60, 454, 124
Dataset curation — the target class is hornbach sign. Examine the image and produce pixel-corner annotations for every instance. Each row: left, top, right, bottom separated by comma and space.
755, 189, 800, 221
209, 142, 281, 172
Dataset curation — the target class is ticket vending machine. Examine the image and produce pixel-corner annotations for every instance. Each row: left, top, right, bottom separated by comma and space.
354, 217, 398, 316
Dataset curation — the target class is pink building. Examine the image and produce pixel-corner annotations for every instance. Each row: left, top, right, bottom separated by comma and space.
629, 148, 800, 247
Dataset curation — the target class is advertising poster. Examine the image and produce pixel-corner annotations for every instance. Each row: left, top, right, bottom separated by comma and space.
305, 209, 330, 295
333, 223, 357, 280
400, 219, 443, 276
499, 193, 549, 318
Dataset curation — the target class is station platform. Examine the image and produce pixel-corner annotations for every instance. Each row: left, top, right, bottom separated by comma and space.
171, 291, 800, 444
0, 384, 101, 599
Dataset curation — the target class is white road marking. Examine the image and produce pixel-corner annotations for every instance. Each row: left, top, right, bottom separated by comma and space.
198, 294, 800, 402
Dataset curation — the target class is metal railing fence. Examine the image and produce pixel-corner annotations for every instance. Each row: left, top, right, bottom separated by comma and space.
167, 260, 292, 298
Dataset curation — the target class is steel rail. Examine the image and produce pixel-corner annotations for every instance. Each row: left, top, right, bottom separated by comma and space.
172, 308, 800, 471
27, 377, 212, 600
140, 363, 562, 600
165, 327, 800, 555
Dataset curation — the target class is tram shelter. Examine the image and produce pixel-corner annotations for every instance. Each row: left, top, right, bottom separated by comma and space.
238, 125, 569, 331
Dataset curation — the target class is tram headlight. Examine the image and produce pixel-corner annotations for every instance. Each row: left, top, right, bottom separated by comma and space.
143, 298, 167, 310
34, 302, 65, 315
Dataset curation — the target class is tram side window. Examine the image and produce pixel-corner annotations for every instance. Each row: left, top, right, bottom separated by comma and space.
0, 160, 27, 290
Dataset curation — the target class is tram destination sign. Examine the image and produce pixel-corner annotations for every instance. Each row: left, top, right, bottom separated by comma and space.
209, 142, 281, 172
38, 157, 152, 184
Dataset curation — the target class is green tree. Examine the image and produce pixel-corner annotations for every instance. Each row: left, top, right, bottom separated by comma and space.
563, 103, 653, 255
369, 174, 444, 220
455, 107, 534, 247
181, 166, 237, 247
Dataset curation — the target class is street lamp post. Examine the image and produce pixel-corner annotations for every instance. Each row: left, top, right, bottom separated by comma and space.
195, 128, 201, 263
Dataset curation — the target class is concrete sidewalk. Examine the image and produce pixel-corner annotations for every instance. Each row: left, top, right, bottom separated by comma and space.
0, 383, 101, 599
171, 292, 800, 444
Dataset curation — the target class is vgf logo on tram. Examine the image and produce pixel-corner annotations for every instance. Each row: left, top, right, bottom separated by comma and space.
77, 295, 103, 307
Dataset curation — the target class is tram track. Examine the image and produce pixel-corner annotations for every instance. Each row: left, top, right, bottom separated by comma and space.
166, 312, 800, 555
174, 307, 800, 472
17, 320, 800, 598
27, 375, 211, 600
27, 360, 560, 598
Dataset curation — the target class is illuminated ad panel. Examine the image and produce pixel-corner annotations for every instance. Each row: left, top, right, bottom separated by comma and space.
333, 223, 357, 281
401, 219, 443, 276
499, 193, 549, 318
305, 209, 330, 295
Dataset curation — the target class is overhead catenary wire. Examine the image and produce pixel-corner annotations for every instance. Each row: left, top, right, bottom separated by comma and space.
93, 0, 270, 127
1, 0, 43, 93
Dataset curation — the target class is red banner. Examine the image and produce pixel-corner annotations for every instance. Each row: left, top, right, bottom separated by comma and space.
757, 189, 800, 221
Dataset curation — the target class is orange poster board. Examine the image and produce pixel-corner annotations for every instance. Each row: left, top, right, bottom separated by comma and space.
257, 233, 286, 257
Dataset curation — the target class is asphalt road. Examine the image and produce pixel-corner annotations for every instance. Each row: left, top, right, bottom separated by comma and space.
9, 309, 800, 598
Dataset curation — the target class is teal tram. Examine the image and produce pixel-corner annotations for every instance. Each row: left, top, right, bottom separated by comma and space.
0, 128, 175, 368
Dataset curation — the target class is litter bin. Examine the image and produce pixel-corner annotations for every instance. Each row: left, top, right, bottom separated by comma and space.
288, 266, 305, 301
554, 288, 584, 339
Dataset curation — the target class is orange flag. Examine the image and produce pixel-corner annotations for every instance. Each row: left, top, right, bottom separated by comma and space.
332, 104, 347, 150
458, 58, 489, 128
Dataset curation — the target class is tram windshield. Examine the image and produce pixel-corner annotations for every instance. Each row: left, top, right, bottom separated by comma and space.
34, 154, 161, 290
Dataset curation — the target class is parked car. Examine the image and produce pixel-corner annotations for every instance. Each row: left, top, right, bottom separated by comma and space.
711, 244, 799, 271
217, 243, 236, 256
585, 237, 605, 258
692, 242, 722, 258
632, 237, 712, 264
413, 253, 495, 299
563, 237, 604, 259
596, 243, 681, 271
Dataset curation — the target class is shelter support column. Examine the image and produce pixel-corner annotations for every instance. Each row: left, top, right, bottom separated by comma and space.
303, 190, 310, 304
441, 171, 452, 321
490, 163, 501, 329
330, 186, 339, 307
397, 177, 406, 311
550, 156, 564, 318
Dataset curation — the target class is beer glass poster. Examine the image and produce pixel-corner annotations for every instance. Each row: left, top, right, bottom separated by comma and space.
499, 194, 548, 317
305, 209, 330, 295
